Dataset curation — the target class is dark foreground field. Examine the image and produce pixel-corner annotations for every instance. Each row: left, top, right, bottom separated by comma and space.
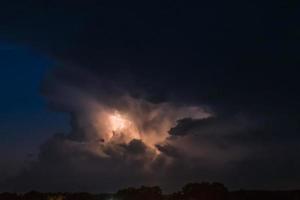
1, 182, 300, 200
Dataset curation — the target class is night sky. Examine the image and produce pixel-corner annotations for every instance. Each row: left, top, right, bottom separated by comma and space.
0, 0, 300, 193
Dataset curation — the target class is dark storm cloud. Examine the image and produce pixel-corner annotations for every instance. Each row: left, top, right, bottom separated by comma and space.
1, 0, 300, 192
156, 115, 300, 190
168, 118, 219, 136
3, 84, 300, 193
3, 135, 159, 192
0, 64, 211, 192
2, 0, 299, 110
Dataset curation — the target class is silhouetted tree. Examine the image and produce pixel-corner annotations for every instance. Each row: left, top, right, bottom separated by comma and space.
22, 191, 47, 200
165, 192, 184, 200
116, 186, 163, 200
47, 194, 65, 200
1, 182, 300, 200
64, 192, 95, 200
0, 192, 19, 200
182, 182, 228, 200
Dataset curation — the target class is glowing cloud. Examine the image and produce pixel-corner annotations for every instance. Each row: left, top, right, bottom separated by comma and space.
110, 112, 130, 132
81, 95, 213, 153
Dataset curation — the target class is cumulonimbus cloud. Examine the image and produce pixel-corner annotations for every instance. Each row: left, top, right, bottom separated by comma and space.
3, 66, 300, 193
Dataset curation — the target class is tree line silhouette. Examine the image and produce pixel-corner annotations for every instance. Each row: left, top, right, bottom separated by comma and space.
1, 182, 300, 200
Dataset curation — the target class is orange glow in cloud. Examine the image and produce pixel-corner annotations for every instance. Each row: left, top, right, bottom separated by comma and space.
90, 96, 211, 153
105, 110, 141, 143
109, 112, 130, 132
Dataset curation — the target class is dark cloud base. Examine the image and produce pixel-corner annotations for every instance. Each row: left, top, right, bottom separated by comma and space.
1, 0, 300, 193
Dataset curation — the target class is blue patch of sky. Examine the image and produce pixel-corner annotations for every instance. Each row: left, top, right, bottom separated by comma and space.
0, 41, 69, 156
